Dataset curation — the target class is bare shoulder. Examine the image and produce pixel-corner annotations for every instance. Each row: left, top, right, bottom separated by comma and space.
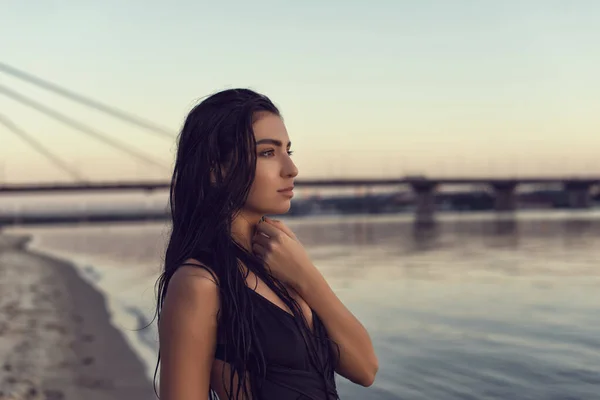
162, 259, 219, 310
159, 257, 220, 331
175, 258, 219, 284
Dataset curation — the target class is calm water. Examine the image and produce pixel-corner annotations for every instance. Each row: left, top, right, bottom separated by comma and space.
10, 211, 600, 399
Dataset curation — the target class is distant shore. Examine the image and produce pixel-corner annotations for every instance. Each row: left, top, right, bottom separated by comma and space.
0, 233, 154, 399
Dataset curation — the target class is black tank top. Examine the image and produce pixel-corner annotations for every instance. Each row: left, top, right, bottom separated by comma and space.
213, 286, 339, 399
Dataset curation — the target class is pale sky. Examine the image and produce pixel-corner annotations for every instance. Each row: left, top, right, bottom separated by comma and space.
1, 0, 599, 183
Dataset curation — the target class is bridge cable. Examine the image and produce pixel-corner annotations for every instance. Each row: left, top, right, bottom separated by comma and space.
0, 113, 87, 182
0, 84, 168, 171
0, 62, 175, 139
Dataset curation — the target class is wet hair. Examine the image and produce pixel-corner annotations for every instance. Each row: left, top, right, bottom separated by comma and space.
152, 89, 339, 399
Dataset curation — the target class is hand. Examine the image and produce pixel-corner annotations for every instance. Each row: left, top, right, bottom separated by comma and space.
252, 217, 313, 290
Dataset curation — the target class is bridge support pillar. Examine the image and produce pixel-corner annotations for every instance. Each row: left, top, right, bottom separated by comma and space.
409, 180, 437, 226
564, 181, 593, 209
492, 181, 518, 212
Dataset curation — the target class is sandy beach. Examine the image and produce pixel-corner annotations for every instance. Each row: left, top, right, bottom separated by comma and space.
0, 233, 155, 400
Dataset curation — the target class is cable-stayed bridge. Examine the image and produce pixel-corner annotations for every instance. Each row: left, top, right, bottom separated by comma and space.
1, 62, 598, 226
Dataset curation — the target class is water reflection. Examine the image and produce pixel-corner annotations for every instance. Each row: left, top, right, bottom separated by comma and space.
290, 212, 600, 252
481, 217, 520, 248
563, 218, 594, 236
410, 222, 440, 252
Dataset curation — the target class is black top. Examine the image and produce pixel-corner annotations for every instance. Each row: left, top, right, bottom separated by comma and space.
213, 286, 338, 400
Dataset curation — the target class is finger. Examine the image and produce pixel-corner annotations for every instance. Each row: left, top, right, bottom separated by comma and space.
252, 242, 266, 258
252, 232, 270, 247
264, 218, 296, 239
255, 220, 282, 238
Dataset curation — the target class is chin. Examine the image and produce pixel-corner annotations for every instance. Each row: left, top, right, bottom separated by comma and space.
265, 200, 292, 215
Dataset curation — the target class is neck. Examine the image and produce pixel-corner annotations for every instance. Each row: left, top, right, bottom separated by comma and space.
231, 211, 263, 252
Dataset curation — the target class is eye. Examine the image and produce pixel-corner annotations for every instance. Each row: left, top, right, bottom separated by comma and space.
258, 149, 294, 157
260, 150, 275, 157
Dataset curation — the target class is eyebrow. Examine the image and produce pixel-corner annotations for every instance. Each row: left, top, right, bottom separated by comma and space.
256, 139, 291, 147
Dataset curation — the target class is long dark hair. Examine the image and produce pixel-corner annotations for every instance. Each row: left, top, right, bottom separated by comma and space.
153, 89, 339, 399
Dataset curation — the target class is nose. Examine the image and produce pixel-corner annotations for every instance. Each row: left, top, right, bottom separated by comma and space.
282, 154, 298, 179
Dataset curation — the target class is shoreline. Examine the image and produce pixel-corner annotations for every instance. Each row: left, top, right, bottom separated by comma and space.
0, 233, 155, 399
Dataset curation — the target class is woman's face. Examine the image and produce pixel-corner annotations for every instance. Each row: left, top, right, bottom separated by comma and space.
242, 112, 298, 218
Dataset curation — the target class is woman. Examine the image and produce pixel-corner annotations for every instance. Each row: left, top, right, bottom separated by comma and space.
155, 88, 378, 399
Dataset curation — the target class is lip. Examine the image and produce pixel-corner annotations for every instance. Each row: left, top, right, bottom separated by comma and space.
278, 186, 294, 198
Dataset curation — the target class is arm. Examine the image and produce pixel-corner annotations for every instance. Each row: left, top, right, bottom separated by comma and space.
296, 267, 379, 387
158, 265, 220, 399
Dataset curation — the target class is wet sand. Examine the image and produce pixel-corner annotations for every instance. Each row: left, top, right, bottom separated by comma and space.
0, 234, 155, 399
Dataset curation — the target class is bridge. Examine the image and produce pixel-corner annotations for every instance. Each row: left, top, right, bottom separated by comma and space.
1, 177, 598, 226
1, 62, 598, 226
